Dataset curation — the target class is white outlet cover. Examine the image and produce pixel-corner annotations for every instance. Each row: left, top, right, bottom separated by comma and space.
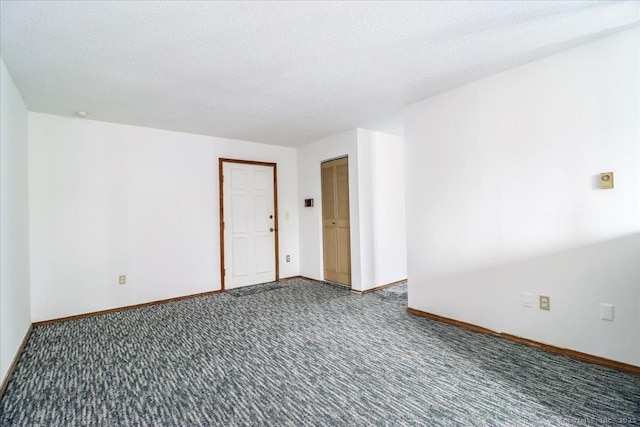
600, 303, 614, 321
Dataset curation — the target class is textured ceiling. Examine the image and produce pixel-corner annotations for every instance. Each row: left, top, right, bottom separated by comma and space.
1, 1, 638, 146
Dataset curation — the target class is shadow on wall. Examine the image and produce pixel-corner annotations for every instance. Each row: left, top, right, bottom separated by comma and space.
408, 233, 640, 364
415, 232, 638, 280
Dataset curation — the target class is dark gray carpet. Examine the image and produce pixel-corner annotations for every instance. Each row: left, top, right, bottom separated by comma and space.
1, 279, 638, 426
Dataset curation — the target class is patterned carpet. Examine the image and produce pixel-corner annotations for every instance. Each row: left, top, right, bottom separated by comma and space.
1, 279, 638, 426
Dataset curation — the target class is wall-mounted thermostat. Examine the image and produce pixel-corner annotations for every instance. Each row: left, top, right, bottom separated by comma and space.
600, 172, 614, 189
304, 198, 314, 207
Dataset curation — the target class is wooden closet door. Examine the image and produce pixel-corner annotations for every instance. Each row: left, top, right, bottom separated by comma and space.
321, 157, 351, 285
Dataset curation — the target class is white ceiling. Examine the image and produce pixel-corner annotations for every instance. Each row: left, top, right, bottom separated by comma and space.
1, 1, 638, 147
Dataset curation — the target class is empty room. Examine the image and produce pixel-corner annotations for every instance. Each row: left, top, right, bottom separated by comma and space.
1, 1, 638, 425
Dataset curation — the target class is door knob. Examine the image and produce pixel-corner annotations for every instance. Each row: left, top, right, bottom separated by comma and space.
270, 228, 274, 232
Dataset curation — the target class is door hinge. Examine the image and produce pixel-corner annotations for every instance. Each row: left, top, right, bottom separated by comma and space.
223, 269, 226, 276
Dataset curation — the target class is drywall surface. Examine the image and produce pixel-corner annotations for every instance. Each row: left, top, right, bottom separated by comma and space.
357, 129, 407, 290
0, 58, 31, 382
28, 113, 299, 322
297, 128, 407, 291
297, 129, 362, 288
404, 28, 640, 365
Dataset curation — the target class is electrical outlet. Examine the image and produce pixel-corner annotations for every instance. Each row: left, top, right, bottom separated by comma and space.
286, 255, 290, 262
600, 303, 614, 321
600, 172, 614, 189
119, 275, 126, 285
539, 295, 550, 311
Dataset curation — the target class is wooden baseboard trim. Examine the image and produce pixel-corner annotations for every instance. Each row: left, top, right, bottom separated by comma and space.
407, 307, 640, 376
297, 275, 327, 285
297, 276, 408, 294
354, 279, 407, 295
407, 308, 500, 337
300, 276, 351, 290
279, 275, 308, 282
500, 333, 640, 375
295, 276, 354, 289
0, 324, 33, 399
33, 290, 223, 327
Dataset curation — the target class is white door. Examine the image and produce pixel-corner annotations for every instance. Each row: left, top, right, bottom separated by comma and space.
222, 161, 276, 289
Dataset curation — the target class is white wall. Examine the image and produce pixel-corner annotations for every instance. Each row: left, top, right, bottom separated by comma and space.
297, 129, 362, 288
357, 129, 407, 289
29, 113, 299, 322
0, 58, 31, 383
297, 128, 407, 291
404, 28, 640, 365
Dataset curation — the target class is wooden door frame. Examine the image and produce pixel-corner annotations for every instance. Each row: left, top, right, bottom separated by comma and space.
320, 155, 351, 286
219, 158, 279, 291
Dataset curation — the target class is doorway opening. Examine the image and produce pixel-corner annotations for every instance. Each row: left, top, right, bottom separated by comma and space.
321, 157, 351, 286
219, 158, 279, 290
